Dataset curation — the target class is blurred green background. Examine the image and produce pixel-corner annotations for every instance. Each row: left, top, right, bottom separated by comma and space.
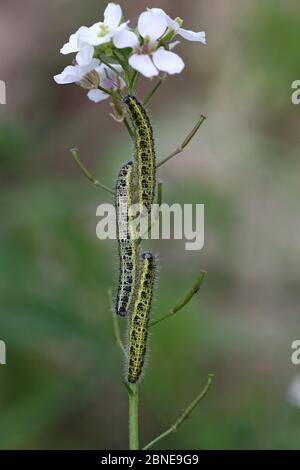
1, 0, 300, 450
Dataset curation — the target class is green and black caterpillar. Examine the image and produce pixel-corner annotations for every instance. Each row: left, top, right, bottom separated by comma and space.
115, 161, 139, 317
115, 96, 156, 318
115, 96, 157, 383
123, 95, 156, 213
127, 252, 156, 384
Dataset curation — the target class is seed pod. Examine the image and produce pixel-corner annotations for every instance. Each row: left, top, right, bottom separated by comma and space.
127, 251, 156, 384
123, 95, 156, 214
115, 161, 139, 317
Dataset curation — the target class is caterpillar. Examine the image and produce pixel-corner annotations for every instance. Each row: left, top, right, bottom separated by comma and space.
123, 95, 156, 214
115, 161, 139, 317
127, 251, 156, 384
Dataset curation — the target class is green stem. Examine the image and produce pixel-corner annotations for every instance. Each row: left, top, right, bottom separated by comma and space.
143, 79, 163, 106
129, 71, 139, 95
150, 270, 207, 328
112, 51, 132, 92
123, 117, 134, 139
143, 374, 214, 450
98, 84, 116, 99
70, 149, 114, 195
128, 384, 139, 450
108, 289, 127, 358
156, 115, 206, 168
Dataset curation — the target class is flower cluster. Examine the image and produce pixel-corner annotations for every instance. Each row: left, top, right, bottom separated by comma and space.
54, 3, 206, 103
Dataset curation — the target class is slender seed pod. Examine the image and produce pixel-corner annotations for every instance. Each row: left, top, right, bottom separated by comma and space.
127, 251, 156, 384
123, 95, 156, 213
115, 161, 139, 317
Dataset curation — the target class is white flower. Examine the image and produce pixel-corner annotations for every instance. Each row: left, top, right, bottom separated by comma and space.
113, 10, 184, 78
60, 26, 89, 55
54, 49, 124, 103
54, 45, 99, 84
79, 2, 127, 47
76, 44, 98, 67
148, 8, 206, 44
87, 63, 125, 103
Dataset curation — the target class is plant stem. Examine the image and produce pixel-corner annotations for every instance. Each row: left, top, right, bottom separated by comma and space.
123, 117, 134, 139
108, 289, 127, 358
128, 384, 139, 450
129, 71, 139, 95
98, 84, 116, 98
156, 115, 206, 168
143, 79, 163, 106
150, 270, 207, 328
70, 149, 114, 195
143, 374, 214, 450
157, 181, 163, 206
109, 285, 139, 449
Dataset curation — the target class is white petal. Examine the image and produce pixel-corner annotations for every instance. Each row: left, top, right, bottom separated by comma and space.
129, 54, 159, 78
75, 60, 99, 77
60, 26, 89, 54
77, 24, 97, 45
113, 29, 139, 49
104, 3, 122, 30
54, 58, 99, 85
87, 89, 109, 102
147, 7, 166, 16
81, 58, 100, 73
169, 40, 181, 50
76, 44, 94, 66
147, 8, 206, 44
138, 11, 167, 42
114, 22, 129, 33
79, 22, 113, 46
94, 63, 105, 74
178, 28, 206, 44
53, 65, 81, 84
152, 49, 184, 75
60, 35, 78, 55
88, 32, 113, 46
147, 8, 179, 31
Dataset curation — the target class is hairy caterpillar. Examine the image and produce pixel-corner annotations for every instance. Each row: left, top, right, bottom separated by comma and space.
123, 95, 156, 213
115, 161, 139, 317
127, 251, 156, 384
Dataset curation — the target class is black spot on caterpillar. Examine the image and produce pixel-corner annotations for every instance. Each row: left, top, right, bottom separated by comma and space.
127, 251, 156, 384
123, 95, 156, 214
115, 161, 139, 317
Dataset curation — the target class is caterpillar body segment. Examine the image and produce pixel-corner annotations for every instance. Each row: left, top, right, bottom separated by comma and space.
127, 251, 156, 384
123, 95, 156, 214
115, 161, 139, 317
